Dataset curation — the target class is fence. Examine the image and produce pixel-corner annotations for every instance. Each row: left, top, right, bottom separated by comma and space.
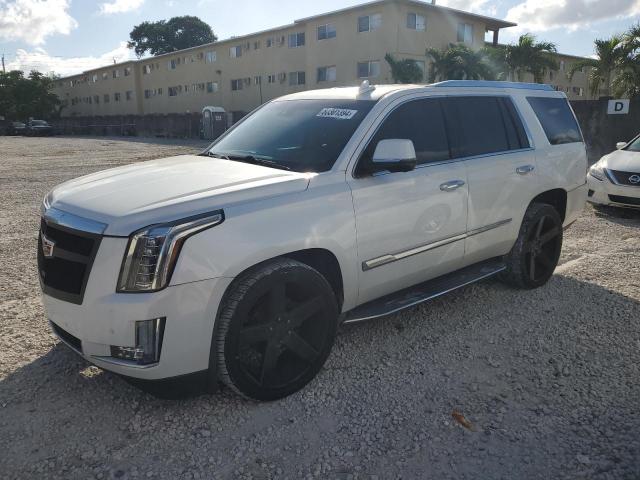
50, 101, 638, 162
570, 99, 639, 164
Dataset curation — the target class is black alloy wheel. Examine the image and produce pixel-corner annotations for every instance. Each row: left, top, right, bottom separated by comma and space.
216, 259, 338, 401
501, 203, 563, 289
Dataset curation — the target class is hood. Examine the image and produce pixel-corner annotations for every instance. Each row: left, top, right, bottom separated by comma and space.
46, 155, 311, 236
603, 149, 640, 172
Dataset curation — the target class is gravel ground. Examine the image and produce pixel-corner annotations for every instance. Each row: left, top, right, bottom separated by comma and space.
1, 136, 639, 480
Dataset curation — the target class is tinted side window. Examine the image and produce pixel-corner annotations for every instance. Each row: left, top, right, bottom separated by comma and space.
498, 97, 530, 150
358, 98, 450, 173
442, 96, 511, 158
527, 97, 582, 145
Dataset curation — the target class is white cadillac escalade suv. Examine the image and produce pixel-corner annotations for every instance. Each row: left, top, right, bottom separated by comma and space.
39, 81, 587, 400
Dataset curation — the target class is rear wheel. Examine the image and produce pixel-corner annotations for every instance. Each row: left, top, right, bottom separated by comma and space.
500, 203, 563, 289
216, 259, 338, 401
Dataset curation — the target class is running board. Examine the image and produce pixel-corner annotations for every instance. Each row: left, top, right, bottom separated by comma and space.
342, 258, 506, 324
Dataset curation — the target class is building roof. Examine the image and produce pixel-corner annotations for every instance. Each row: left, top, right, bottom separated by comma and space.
57, 0, 516, 80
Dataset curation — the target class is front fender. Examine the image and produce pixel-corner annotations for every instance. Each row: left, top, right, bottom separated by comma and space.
170, 176, 359, 311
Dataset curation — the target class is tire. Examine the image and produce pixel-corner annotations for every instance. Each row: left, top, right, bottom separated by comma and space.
216, 258, 339, 401
500, 203, 563, 289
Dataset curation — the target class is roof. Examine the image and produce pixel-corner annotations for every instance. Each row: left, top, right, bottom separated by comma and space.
279, 80, 557, 102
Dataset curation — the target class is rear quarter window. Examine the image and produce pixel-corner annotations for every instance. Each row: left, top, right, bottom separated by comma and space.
527, 97, 583, 145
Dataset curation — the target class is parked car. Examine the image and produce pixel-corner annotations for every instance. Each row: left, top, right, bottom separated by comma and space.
5, 121, 27, 136
38, 81, 587, 400
588, 134, 640, 209
26, 119, 53, 136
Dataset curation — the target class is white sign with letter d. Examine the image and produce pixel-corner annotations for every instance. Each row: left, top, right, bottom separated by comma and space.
607, 99, 630, 115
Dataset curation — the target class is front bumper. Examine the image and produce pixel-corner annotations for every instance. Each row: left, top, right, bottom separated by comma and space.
43, 237, 233, 380
587, 173, 640, 209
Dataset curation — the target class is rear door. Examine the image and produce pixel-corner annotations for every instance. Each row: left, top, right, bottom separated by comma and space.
442, 95, 540, 264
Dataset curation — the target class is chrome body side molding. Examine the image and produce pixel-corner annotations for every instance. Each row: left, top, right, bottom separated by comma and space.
362, 219, 512, 271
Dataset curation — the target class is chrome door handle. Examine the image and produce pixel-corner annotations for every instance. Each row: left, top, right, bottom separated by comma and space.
439, 180, 466, 192
516, 165, 535, 175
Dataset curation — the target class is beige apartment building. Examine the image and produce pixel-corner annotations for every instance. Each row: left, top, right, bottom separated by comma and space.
53, 0, 594, 119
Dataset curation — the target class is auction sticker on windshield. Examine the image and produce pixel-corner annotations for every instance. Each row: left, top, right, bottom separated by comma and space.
317, 108, 358, 120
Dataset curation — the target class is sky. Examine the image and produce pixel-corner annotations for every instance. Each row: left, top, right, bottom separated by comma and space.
1, 0, 639, 76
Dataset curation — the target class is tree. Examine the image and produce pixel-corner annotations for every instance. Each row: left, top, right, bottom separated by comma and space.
568, 36, 622, 97
495, 34, 558, 83
425, 44, 495, 82
384, 54, 424, 83
0, 70, 60, 120
612, 24, 640, 98
127, 16, 217, 57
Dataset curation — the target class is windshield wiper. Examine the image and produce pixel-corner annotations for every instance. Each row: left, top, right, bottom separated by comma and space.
203, 151, 291, 171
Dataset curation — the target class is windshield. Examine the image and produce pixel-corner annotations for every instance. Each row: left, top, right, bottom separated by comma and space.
207, 99, 376, 172
31, 120, 48, 126
624, 135, 640, 152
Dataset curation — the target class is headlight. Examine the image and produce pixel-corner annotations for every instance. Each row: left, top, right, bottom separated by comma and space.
117, 210, 224, 292
589, 162, 606, 181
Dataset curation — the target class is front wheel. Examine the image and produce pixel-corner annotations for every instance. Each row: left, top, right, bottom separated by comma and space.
215, 259, 339, 401
500, 203, 563, 289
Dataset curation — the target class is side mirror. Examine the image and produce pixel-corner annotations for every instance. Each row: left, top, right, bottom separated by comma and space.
371, 139, 417, 173
616, 142, 627, 150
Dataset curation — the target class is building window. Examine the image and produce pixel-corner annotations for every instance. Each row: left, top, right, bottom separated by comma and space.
288, 32, 305, 48
112, 69, 120, 78
254, 75, 262, 85
91, 74, 98, 83
457, 23, 474, 44
317, 66, 337, 82
157, 87, 163, 95
357, 61, 381, 78
143, 64, 152, 74
168, 59, 177, 70
93, 95, 100, 104
578, 87, 584, 96
317, 24, 336, 40
168, 86, 181, 96
230, 45, 242, 58
289, 71, 306, 86
253, 40, 261, 50
144, 89, 153, 99
407, 13, 426, 31
560, 60, 566, 71
124, 67, 132, 77
231, 79, 244, 91
267, 74, 276, 84
126, 91, 133, 101
207, 81, 219, 93
101, 72, 108, 80
358, 14, 382, 33
266, 37, 274, 48
103, 94, 110, 103
114, 92, 121, 102
206, 51, 217, 63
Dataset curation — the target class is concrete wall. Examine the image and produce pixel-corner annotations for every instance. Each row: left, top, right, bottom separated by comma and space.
571, 99, 640, 164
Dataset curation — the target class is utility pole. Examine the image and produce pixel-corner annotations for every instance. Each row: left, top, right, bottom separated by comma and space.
1, 54, 5, 74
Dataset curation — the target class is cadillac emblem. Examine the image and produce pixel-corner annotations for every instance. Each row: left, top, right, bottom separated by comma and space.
41, 232, 56, 258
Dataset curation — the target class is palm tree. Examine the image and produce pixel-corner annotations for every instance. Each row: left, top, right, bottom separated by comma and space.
384, 54, 424, 84
502, 34, 558, 83
568, 36, 622, 97
612, 24, 640, 98
425, 44, 495, 82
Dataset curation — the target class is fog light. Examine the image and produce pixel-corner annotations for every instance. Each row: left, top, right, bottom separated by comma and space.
110, 318, 165, 365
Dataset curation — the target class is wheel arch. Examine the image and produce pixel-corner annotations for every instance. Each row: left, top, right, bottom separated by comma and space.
529, 188, 567, 222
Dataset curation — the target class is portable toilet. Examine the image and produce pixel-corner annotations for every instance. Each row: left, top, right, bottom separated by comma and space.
201, 106, 227, 140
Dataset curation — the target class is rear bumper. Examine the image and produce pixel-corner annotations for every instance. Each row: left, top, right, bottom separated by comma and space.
587, 174, 640, 209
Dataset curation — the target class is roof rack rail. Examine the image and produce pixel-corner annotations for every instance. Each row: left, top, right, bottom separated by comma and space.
433, 80, 554, 91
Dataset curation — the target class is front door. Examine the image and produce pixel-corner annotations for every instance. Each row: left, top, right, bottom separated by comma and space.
348, 97, 469, 305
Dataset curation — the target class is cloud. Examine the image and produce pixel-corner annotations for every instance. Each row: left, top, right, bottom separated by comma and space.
438, 0, 495, 15
0, 0, 77, 45
506, 0, 640, 31
7, 42, 135, 76
99, 0, 144, 15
